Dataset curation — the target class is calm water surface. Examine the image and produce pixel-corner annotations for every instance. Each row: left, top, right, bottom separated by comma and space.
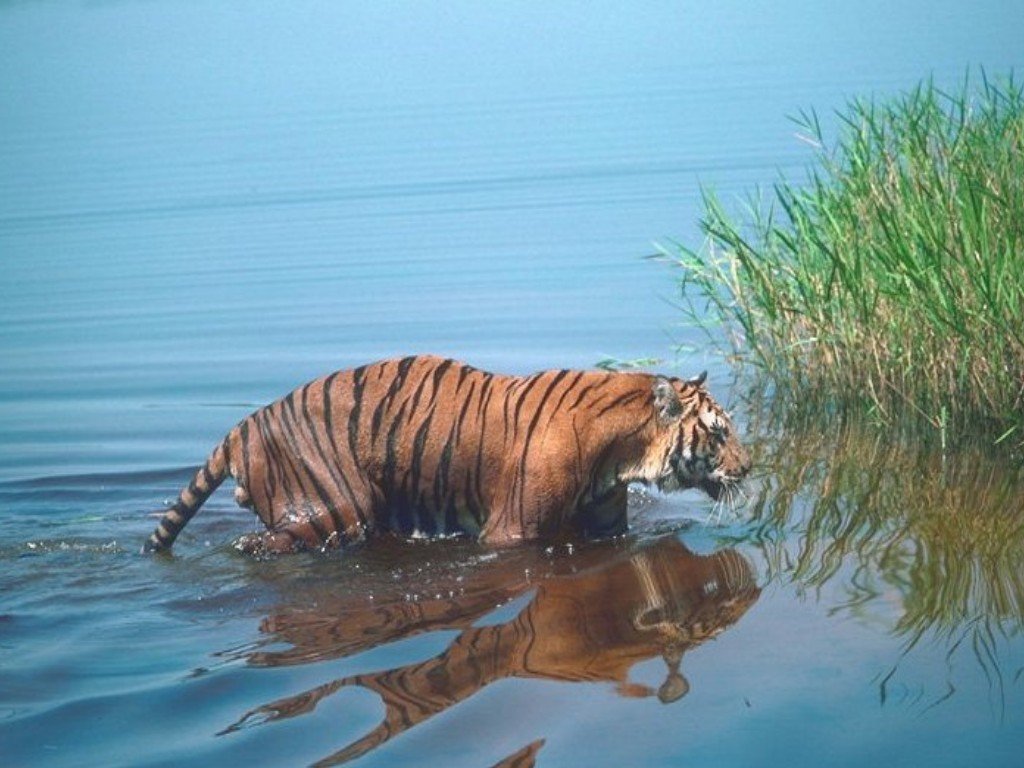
2, 2, 1023, 766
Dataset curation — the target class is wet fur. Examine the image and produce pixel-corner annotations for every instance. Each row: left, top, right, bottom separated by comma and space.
145, 355, 750, 553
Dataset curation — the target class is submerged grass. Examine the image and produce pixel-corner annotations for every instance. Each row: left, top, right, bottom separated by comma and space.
668, 73, 1024, 448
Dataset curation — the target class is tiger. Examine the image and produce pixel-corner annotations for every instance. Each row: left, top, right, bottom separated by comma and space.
144, 354, 750, 554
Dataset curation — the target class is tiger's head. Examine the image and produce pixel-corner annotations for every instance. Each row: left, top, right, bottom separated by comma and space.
650, 372, 751, 502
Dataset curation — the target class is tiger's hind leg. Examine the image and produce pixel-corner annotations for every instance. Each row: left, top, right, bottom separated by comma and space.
234, 505, 367, 556
228, 460, 342, 555
234, 528, 317, 556
228, 421, 377, 555
234, 517, 334, 555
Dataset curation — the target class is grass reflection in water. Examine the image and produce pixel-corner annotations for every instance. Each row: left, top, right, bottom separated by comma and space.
741, 403, 1024, 711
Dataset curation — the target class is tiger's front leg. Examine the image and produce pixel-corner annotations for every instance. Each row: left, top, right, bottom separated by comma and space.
573, 484, 628, 539
478, 464, 585, 546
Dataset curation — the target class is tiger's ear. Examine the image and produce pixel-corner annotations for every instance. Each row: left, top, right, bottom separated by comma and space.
652, 377, 683, 422
686, 370, 707, 387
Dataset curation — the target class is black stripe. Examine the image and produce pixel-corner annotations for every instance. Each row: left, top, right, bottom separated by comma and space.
239, 420, 253, 488
300, 380, 361, 537
473, 381, 497, 517
247, 413, 278, 512
433, 437, 454, 520
275, 392, 334, 544
346, 366, 369, 467
321, 371, 371, 532
464, 465, 484, 525
453, 379, 478, 435
408, 412, 434, 505
382, 401, 408, 493
161, 514, 184, 535
321, 372, 346, 469
514, 370, 571, 517
253, 407, 301, 528
617, 414, 655, 443
511, 373, 547, 429
407, 370, 433, 415
593, 389, 647, 418
399, 361, 453, 528
276, 393, 310, 492
369, 393, 389, 444
550, 370, 585, 413
370, 358, 421, 443
568, 377, 610, 411
501, 376, 520, 439
456, 362, 473, 391
475, 373, 493, 416
430, 358, 454, 395
325, 373, 372, 530
431, 400, 465, 515
439, 379, 477, 516
150, 530, 171, 546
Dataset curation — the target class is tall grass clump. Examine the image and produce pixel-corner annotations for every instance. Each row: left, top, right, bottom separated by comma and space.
672, 74, 1024, 448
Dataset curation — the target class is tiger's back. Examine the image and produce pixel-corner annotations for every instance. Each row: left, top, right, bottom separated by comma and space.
145, 355, 750, 553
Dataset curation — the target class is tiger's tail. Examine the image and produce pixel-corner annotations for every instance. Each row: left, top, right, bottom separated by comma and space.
143, 440, 231, 553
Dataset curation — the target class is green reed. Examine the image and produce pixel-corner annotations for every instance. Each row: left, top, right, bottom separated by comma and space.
668, 73, 1024, 447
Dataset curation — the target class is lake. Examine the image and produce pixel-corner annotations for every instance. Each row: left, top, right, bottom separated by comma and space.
2, 2, 1023, 766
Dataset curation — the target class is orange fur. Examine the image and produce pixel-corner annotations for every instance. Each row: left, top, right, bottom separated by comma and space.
145, 355, 750, 553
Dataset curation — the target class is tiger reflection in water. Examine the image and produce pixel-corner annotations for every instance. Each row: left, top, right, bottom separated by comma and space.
222, 536, 760, 767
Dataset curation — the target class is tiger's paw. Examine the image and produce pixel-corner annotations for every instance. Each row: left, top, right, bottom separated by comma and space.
233, 531, 300, 556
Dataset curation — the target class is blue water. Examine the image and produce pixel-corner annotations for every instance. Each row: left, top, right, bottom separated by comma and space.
2, 2, 1024, 766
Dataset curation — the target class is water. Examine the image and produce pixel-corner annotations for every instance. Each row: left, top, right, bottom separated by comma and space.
2, 2, 1023, 766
